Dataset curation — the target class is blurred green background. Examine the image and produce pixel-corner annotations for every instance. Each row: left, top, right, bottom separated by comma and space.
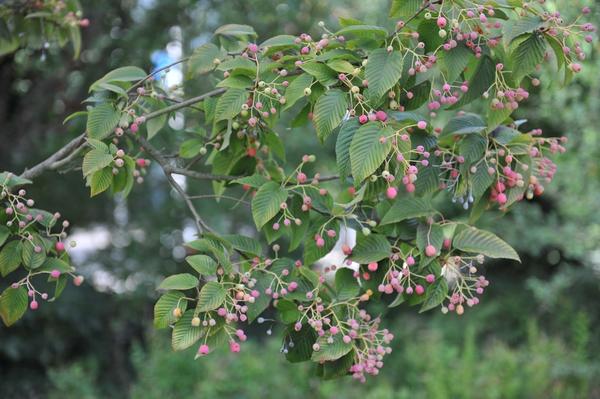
1, 0, 599, 398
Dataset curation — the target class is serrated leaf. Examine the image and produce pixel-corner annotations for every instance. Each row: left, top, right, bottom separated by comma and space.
380, 197, 434, 225
146, 114, 166, 140
214, 88, 248, 122
450, 56, 495, 109
439, 45, 474, 83
0, 241, 22, 277
283, 74, 313, 110
301, 62, 337, 86
221, 234, 262, 257
188, 43, 220, 76
419, 278, 448, 313
82, 148, 113, 177
502, 16, 544, 45
186, 255, 218, 275
441, 113, 487, 138
232, 174, 269, 188
350, 122, 392, 183
351, 234, 391, 264
453, 226, 520, 261
311, 334, 353, 362
90, 66, 146, 91
0, 226, 9, 247
313, 89, 348, 142
197, 282, 226, 312
335, 118, 360, 179
158, 273, 199, 290
251, 181, 288, 229
389, 0, 421, 18
86, 103, 121, 140
154, 291, 187, 329
512, 33, 546, 81
21, 235, 46, 269
335, 268, 359, 300
365, 48, 403, 102
214, 24, 257, 37
260, 35, 297, 48
89, 167, 113, 197
37, 257, 73, 273
172, 310, 204, 351
285, 323, 317, 363
0, 286, 28, 327
335, 25, 387, 40
0, 172, 31, 188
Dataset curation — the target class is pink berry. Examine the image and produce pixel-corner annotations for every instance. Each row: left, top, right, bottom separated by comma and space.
367, 262, 378, 272
30, 300, 39, 310
358, 114, 368, 124
375, 110, 387, 122
386, 187, 398, 199
425, 245, 437, 257
73, 276, 84, 286
497, 193, 507, 205
55, 242, 65, 252
198, 344, 210, 355
130, 123, 139, 133
425, 274, 435, 284
327, 229, 336, 238
316, 237, 325, 247
417, 120, 427, 129
415, 284, 425, 295
50, 269, 61, 279
406, 256, 415, 266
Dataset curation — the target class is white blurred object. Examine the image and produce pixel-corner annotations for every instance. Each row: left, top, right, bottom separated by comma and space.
313, 226, 359, 278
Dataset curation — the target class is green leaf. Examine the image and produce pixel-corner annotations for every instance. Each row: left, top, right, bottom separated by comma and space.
260, 35, 297, 48
450, 56, 495, 109
217, 75, 254, 89
197, 282, 226, 312
172, 310, 204, 351
389, 0, 421, 18
439, 44, 474, 83
214, 24, 257, 38
349, 122, 392, 183
300, 62, 337, 86
221, 234, 262, 257
380, 197, 434, 225
21, 235, 46, 269
232, 174, 269, 188
146, 114, 166, 140
283, 74, 313, 111
453, 226, 520, 261
311, 334, 353, 362
0, 286, 28, 327
419, 278, 448, 313
214, 88, 248, 122
0, 241, 22, 277
179, 138, 204, 159
251, 182, 288, 229
158, 273, 199, 290
82, 148, 113, 177
313, 89, 348, 142
154, 291, 187, 329
303, 219, 340, 266
188, 43, 220, 76
365, 49, 403, 102
440, 113, 487, 138
335, 268, 359, 300
335, 25, 387, 40
285, 323, 317, 363
186, 255, 218, 276
86, 103, 121, 140
0, 172, 31, 188
502, 16, 544, 45
335, 119, 360, 179
0, 226, 9, 247
351, 234, 391, 264
276, 299, 301, 324
37, 257, 73, 273
512, 33, 546, 82
89, 167, 113, 197
90, 66, 146, 91
327, 59, 355, 73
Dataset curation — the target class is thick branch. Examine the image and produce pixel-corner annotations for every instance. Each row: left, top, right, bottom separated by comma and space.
19, 133, 87, 180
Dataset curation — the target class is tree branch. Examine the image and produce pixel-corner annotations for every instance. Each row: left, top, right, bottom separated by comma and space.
19, 133, 87, 180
